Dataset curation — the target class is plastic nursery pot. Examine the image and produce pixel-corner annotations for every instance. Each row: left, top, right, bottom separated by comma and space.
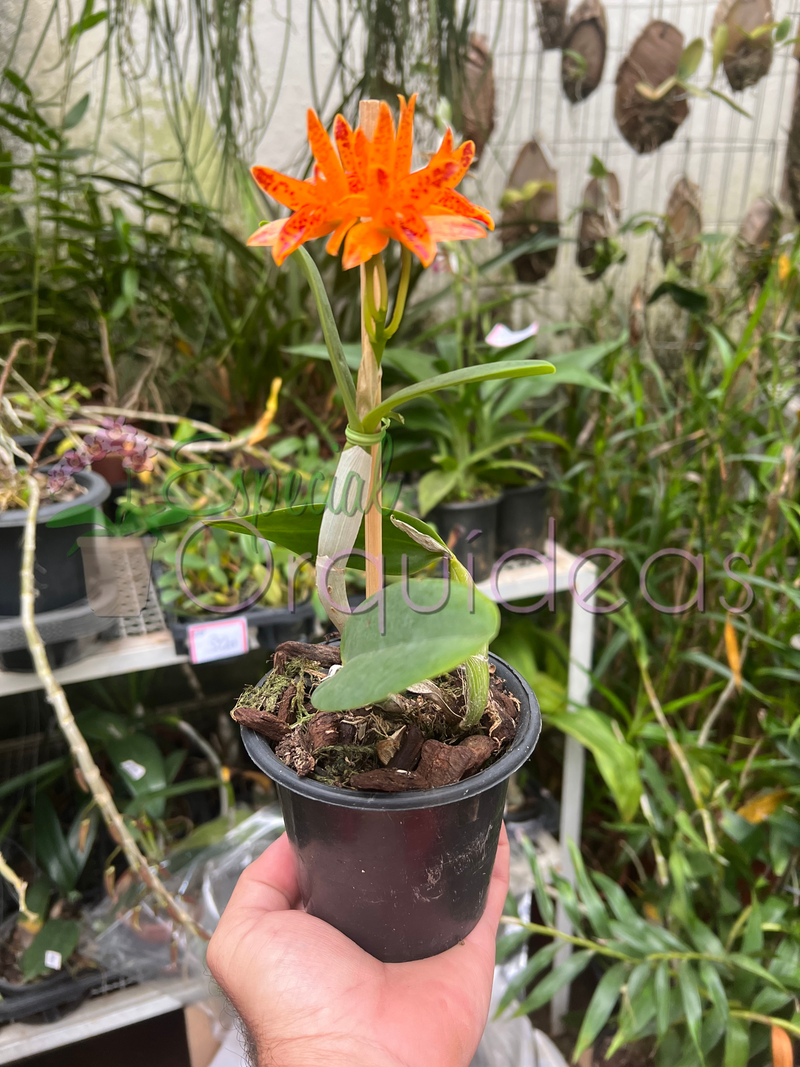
428, 496, 500, 583
496, 482, 550, 557
0, 471, 110, 617
241, 653, 541, 963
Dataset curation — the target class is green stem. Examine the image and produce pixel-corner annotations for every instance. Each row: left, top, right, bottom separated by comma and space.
385, 246, 412, 339
730, 1011, 800, 1038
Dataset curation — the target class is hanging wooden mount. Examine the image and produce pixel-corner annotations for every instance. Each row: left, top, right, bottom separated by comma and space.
459, 34, 496, 164
577, 171, 621, 280
500, 139, 560, 284
711, 0, 774, 92
534, 0, 568, 50
661, 177, 703, 274
561, 0, 607, 103
615, 20, 689, 154
736, 196, 781, 280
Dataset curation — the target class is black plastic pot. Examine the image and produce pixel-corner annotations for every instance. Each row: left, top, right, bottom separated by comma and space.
167, 599, 317, 657
428, 497, 500, 582
0, 969, 111, 1024
0, 471, 110, 616
12, 428, 66, 464
496, 482, 550, 556
242, 653, 541, 962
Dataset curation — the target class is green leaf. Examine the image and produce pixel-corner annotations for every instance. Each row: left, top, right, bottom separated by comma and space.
574, 962, 627, 1059
514, 950, 595, 1016
678, 38, 705, 79
496, 942, 561, 1016
655, 961, 671, 1040
568, 840, 611, 937
311, 580, 500, 711
107, 734, 167, 818
729, 952, 787, 991
20, 919, 80, 982
417, 468, 460, 516
0, 758, 68, 799
3, 69, 33, 96
292, 248, 359, 429
776, 16, 792, 41
527, 844, 555, 926
679, 961, 704, 1061
589, 155, 608, 179
547, 708, 641, 821
34, 795, 80, 894
63, 94, 89, 130
363, 360, 555, 430
724, 1018, 749, 1067
708, 88, 752, 118
122, 777, 220, 813
209, 508, 442, 577
592, 872, 640, 925
67, 804, 99, 880
712, 23, 729, 74
648, 281, 710, 315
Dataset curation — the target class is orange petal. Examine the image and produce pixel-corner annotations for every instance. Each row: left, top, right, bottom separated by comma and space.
447, 140, 476, 187
251, 166, 314, 210
430, 187, 494, 230
402, 159, 461, 213
424, 216, 487, 242
326, 217, 356, 256
354, 128, 370, 180
394, 94, 416, 181
334, 114, 365, 191
342, 222, 390, 270
370, 102, 396, 175
396, 209, 436, 266
247, 219, 285, 247
428, 128, 454, 169
307, 110, 347, 196
273, 206, 324, 265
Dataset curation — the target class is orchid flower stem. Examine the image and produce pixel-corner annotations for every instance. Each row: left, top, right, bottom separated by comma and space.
385, 246, 412, 340
376, 254, 389, 316
364, 257, 380, 342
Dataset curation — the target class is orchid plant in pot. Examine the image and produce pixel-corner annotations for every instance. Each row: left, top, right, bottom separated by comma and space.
226, 97, 553, 962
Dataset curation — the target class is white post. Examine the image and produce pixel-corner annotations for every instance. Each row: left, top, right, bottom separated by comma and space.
550, 561, 596, 1035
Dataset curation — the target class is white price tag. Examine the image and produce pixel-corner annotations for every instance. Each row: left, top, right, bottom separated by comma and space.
44, 950, 62, 971
486, 322, 539, 348
120, 759, 146, 781
187, 617, 249, 664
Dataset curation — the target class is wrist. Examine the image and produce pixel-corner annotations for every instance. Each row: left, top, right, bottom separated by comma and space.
255, 1034, 407, 1067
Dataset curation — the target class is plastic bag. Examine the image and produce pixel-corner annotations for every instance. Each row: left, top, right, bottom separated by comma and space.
85, 806, 284, 982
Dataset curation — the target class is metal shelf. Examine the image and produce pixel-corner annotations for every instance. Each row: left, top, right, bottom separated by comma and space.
0, 629, 188, 697
0, 975, 208, 1064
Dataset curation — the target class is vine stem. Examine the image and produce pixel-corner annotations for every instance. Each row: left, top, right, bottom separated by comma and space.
0, 849, 38, 924
20, 474, 209, 941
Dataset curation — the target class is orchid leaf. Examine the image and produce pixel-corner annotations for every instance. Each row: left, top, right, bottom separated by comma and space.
362, 360, 555, 430
311, 580, 500, 712
210, 508, 442, 575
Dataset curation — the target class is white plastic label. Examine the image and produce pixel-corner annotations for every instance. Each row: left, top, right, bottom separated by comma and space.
187, 617, 249, 664
44, 950, 62, 971
486, 322, 539, 348
120, 759, 146, 781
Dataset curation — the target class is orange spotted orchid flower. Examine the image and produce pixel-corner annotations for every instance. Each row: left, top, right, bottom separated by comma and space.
247, 95, 493, 269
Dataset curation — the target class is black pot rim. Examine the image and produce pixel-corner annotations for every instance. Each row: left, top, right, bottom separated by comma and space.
0, 471, 110, 526
430, 495, 501, 513
501, 480, 549, 498
242, 652, 541, 812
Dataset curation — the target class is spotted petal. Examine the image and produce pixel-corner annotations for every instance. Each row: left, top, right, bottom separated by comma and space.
342, 221, 390, 269
251, 167, 314, 210
307, 110, 347, 197
247, 219, 285, 247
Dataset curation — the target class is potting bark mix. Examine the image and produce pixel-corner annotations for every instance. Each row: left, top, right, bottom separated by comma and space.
231, 641, 520, 792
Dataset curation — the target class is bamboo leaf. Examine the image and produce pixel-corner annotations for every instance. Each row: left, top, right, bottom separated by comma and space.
678, 38, 705, 79
496, 942, 561, 1016
514, 950, 595, 1016
655, 961, 671, 1040
724, 1018, 749, 1067
574, 962, 628, 1059
679, 960, 704, 1062
568, 840, 611, 937
63, 94, 90, 131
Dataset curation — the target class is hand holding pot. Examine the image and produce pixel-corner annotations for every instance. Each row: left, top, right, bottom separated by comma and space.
207, 827, 510, 1067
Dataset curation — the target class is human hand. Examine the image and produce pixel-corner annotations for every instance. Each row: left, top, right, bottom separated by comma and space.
207, 824, 510, 1067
